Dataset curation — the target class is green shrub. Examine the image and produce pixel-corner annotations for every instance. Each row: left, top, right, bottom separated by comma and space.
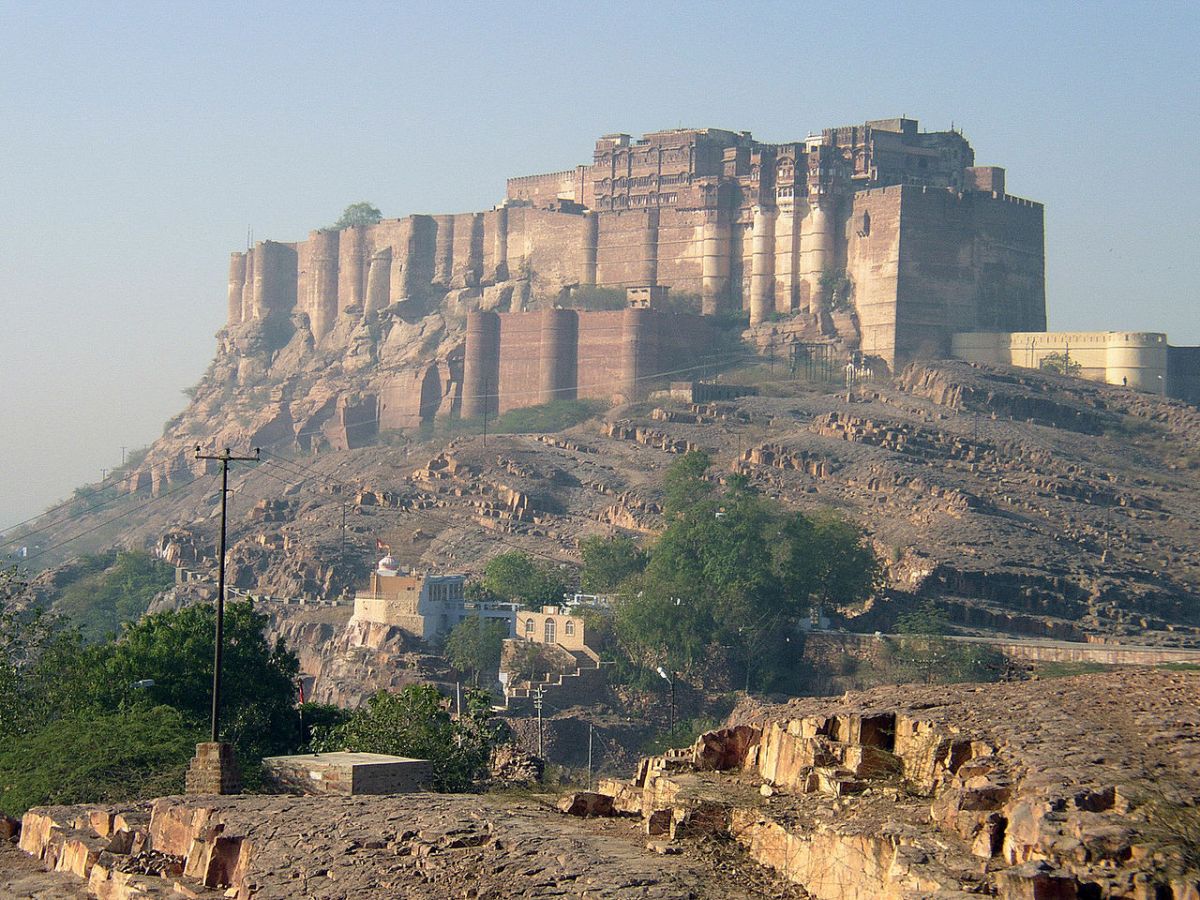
0, 704, 199, 817
491, 400, 606, 434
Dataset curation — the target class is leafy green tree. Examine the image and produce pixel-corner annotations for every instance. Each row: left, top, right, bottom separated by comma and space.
80, 600, 301, 760
332, 202, 382, 229
0, 705, 199, 817
55, 550, 175, 642
444, 616, 507, 685
1039, 351, 1082, 376
662, 450, 713, 517
610, 456, 880, 691
579, 535, 646, 593
313, 684, 502, 792
470, 551, 570, 609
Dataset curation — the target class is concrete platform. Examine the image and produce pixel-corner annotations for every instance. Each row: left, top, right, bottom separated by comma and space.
262, 751, 433, 795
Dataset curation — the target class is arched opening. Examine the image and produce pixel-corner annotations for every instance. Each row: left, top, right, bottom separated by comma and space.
524, 618, 535, 637
544, 618, 557, 644
564, 620, 575, 637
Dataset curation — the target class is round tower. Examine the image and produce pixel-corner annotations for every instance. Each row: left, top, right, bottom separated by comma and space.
310, 229, 340, 341
749, 206, 776, 325
227, 253, 246, 326
539, 308, 577, 405
462, 310, 500, 420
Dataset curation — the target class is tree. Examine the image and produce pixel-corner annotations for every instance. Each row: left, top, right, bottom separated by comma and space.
444, 616, 507, 685
332, 202, 382, 229
470, 552, 571, 609
1039, 351, 1082, 376
54, 550, 175, 642
579, 535, 646, 593
312, 684, 502, 792
610, 467, 881, 691
80, 600, 301, 760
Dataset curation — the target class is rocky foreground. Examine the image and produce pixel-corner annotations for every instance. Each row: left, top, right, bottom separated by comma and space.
6, 669, 1199, 898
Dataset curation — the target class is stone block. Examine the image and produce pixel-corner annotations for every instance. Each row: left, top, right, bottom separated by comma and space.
557, 792, 615, 817
261, 751, 432, 795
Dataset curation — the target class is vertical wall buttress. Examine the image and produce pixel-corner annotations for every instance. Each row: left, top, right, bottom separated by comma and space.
227, 253, 246, 326
621, 307, 657, 402
582, 212, 599, 286
311, 230, 340, 340
493, 207, 509, 281
364, 247, 392, 317
463, 310, 500, 419
750, 206, 776, 324
539, 308, 578, 404
641, 209, 660, 286
701, 214, 731, 316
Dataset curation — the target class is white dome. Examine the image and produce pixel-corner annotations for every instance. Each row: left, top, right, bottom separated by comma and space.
376, 554, 401, 576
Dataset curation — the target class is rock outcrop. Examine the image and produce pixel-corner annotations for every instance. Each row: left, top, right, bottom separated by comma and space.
587, 669, 1200, 898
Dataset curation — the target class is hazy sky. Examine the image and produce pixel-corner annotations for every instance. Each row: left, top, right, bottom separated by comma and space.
1, 1, 1197, 529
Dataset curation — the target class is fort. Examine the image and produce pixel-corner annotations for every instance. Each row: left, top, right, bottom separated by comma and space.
221, 117, 1196, 428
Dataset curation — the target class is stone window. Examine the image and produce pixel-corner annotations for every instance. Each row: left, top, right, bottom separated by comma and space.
565, 621, 575, 636
544, 618, 557, 644
524, 618, 535, 636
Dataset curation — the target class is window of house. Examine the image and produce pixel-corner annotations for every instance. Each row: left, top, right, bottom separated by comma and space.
544, 618, 557, 644
565, 621, 575, 636
524, 618, 534, 635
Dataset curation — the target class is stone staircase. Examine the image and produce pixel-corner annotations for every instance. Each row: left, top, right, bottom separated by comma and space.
505, 648, 609, 713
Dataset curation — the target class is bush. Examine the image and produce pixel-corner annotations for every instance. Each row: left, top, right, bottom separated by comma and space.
312, 685, 502, 792
491, 400, 606, 435
54, 550, 175, 642
0, 705, 200, 817
469, 552, 572, 609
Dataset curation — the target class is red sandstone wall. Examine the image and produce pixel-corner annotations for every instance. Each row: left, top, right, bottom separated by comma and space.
653, 207, 705, 297
894, 186, 1044, 361
495, 312, 545, 413
574, 311, 630, 402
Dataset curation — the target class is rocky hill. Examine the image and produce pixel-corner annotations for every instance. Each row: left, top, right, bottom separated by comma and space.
13, 321, 1200, 649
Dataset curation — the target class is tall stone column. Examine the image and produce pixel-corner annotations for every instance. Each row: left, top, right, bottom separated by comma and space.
364, 247, 392, 317
240, 247, 255, 323
311, 230, 340, 341
801, 202, 834, 320
492, 207, 509, 281
749, 205, 776, 324
227, 253, 246, 326
467, 213, 485, 286
774, 200, 800, 314
462, 310, 500, 419
701, 214, 730, 316
641, 208, 660, 286
251, 242, 269, 320
539, 308, 577, 404
434, 215, 455, 284
581, 211, 599, 286
339, 226, 367, 313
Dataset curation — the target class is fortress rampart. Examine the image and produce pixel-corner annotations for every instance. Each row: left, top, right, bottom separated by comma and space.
225, 118, 1046, 370
462, 307, 717, 417
951, 331, 1172, 393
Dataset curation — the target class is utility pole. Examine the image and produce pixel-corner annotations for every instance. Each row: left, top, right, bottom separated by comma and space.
194, 446, 260, 742
533, 685, 546, 758
587, 723, 594, 791
340, 503, 347, 570
121, 446, 127, 466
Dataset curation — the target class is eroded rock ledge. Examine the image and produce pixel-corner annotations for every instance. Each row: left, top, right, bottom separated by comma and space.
585, 669, 1200, 899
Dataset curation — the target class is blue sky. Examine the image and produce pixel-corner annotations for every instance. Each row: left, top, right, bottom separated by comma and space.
1, 0, 1197, 527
